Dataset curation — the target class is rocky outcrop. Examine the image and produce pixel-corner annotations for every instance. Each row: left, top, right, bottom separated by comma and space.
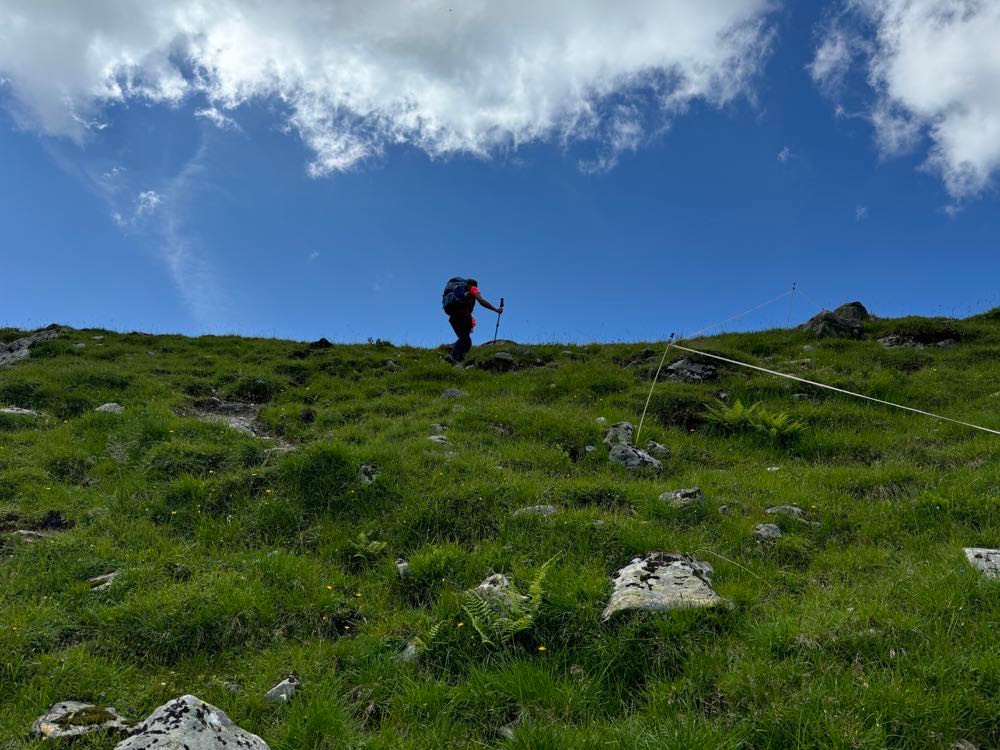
602, 553, 724, 621
833, 302, 870, 322
114, 695, 268, 749
754, 523, 782, 542
802, 311, 863, 339
666, 358, 717, 383
659, 487, 704, 509
963, 548, 1000, 579
608, 444, 662, 471
0, 329, 60, 367
603, 421, 634, 447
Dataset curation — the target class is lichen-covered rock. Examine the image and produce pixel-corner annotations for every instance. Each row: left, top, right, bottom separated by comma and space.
441, 388, 466, 399
88, 572, 119, 591
608, 444, 661, 471
0, 406, 41, 417
603, 421, 634, 447
263, 676, 300, 703
33, 701, 131, 739
359, 464, 378, 485
802, 311, 862, 339
666, 358, 717, 382
754, 523, 782, 542
602, 553, 723, 621
963, 548, 1000, 579
645, 441, 670, 458
0, 329, 60, 367
513, 504, 558, 518
115, 695, 268, 749
96, 403, 125, 414
659, 487, 704, 509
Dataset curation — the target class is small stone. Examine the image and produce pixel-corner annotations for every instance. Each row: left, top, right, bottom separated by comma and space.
396, 558, 411, 578
359, 464, 378, 485
263, 675, 300, 703
595, 417, 607, 424
963, 548, 1000, 579
441, 388, 466, 399
602, 553, 723, 621
115, 695, 268, 749
767, 466, 781, 472
499, 725, 516, 740
718, 505, 732, 516
801, 345, 814, 352
938, 339, 958, 348
951, 740, 978, 750
88, 572, 119, 591
608, 444, 662, 471
430, 423, 447, 433
791, 393, 811, 402
96, 403, 125, 414
603, 421, 634, 447
585, 445, 596, 453
385, 359, 402, 371
33, 701, 131, 739
400, 642, 420, 663
16, 530, 48, 542
428, 435, 448, 444
72, 343, 86, 349
560, 350, 574, 357
659, 487, 704, 509
717, 391, 729, 401
754, 523, 782, 542
513, 504, 558, 518
92, 335, 104, 341
645, 441, 670, 458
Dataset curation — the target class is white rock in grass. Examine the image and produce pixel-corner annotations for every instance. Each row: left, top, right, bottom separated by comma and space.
95, 403, 124, 414
754, 523, 782, 542
115, 695, 268, 749
88, 572, 119, 591
963, 548, 1000, 579
513, 504, 558, 518
601, 553, 723, 621
603, 421, 634, 447
33, 701, 131, 739
441, 388, 466, 399
263, 675, 300, 703
766, 505, 820, 526
428, 435, 448, 445
1, 406, 41, 417
659, 487, 703, 509
608, 444, 661, 471
396, 558, 411, 578
359, 464, 378, 485
645, 441, 670, 458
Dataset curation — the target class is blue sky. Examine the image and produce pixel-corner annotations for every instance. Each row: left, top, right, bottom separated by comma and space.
2, 1, 999, 345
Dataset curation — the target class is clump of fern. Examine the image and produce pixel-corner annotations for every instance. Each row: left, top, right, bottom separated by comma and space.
461, 558, 554, 646
346, 531, 387, 569
705, 399, 807, 442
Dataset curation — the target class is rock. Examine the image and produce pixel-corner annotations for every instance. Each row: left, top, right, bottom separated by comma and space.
400, 642, 420, 663
430, 423, 447, 434
595, 417, 607, 424
0, 329, 60, 367
754, 523, 782, 542
359, 464, 378, 485
88, 572, 119, 591
115, 695, 268, 749
513, 504, 558, 518
585, 445, 596, 454
0, 406, 41, 417
801, 345, 814, 352
16, 529, 48, 542
951, 740, 978, 750
73, 343, 86, 349
263, 676, 300, 703
791, 393, 811, 402
718, 505, 733, 516
659, 487, 704, 509
666, 358, 717, 383
717, 391, 730, 401
767, 466, 781, 472
95, 403, 124, 414
766, 505, 820, 525
645, 441, 670, 458
428, 435, 448, 444
801, 311, 862, 339
471, 574, 525, 615
483, 352, 517, 372
385, 359, 402, 371
878, 335, 923, 349
33, 701, 131, 739
309, 337, 333, 349
603, 421, 634, 447
833, 301, 870, 322
441, 388, 466, 399
560, 350, 574, 357
963, 548, 1000, 579
938, 339, 958, 348
601, 553, 724, 621
396, 558, 411, 578
608, 444, 662, 471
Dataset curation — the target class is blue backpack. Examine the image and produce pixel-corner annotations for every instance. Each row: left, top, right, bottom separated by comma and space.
442, 277, 473, 311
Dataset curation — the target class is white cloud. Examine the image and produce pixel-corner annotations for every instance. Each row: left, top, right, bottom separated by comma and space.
0, 0, 775, 173
855, 205, 868, 221
307, 250, 319, 262
777, 145, 793, 163
814, 1, 1000, 199
194, 106, 240, 131
135, 190, 162, 216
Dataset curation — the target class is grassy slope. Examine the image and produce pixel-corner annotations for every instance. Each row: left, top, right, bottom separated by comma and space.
1, 313, 999, 749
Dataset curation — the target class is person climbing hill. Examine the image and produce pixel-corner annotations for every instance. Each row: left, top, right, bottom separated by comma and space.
442, 277, 503, 364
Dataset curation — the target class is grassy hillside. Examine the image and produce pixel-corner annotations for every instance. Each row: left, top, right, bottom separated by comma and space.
2, 311, 999, 749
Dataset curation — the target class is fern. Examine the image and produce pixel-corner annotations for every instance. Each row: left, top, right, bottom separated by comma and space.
413, 620, 444, 653
461, 558, 554, 646
705, 399, 806, 442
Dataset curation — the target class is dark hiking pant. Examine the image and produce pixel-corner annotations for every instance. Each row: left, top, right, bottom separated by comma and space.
449, 313, 474, 362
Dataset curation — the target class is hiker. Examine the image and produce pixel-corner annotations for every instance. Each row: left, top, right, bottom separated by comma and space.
442, 276, 503, 363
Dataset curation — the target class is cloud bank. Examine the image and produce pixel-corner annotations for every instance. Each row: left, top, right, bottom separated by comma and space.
813, 0, 1000, 198
0, 0, 774, 173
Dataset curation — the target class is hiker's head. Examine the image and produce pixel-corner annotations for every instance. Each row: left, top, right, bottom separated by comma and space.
466, 277, 478, 287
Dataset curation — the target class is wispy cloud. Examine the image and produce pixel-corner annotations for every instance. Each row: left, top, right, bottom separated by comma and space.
307, 250, 320, 262
855, 205, 868, 222
777, 146, 793, 163
194, 106, 241, 132
135, 190, 162, 217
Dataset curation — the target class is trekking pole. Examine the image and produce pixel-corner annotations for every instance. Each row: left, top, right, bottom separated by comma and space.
493, 298, 504, 344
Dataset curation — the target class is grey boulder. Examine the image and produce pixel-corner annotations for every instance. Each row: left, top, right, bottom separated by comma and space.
359, 464, 378, 485
659, 487, 704, 509
513, 504, 558, 518
96, 403, 125, 414
0, 329, 60, 367
833, 301, 870, 322
441, 388, 466, 399
666, 358, 717, 383
608, 444, 662, 471
754, 523, 782, 542
602, 553, 724, 621
1, 406, 41, 417
645, 441, 670, 458
963, 548, 1000, 579
603, 421, 634, 447
396, 558, 411, 578
115, 695, 268, 749
802, 311, 862, 339
33, 701, 131, 739
263, 676, 300, 703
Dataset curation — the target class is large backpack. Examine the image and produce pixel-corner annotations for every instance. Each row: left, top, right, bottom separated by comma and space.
442, 277, 473, 311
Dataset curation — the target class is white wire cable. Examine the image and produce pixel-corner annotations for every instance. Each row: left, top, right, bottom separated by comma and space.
671, 343, 1000, 437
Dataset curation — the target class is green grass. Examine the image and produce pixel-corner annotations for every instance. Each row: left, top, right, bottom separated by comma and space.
1, 316, 999, 748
